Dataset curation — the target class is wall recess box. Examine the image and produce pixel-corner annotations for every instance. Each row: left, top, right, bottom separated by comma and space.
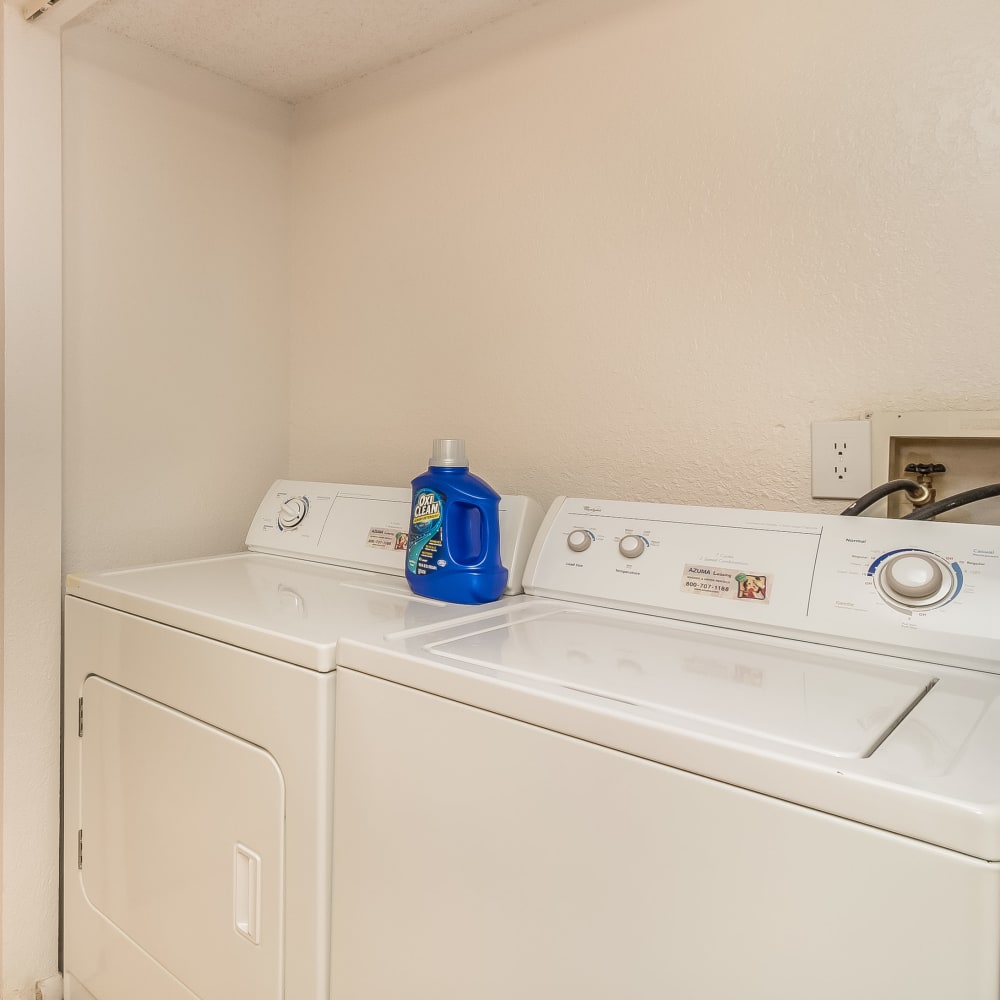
870, 410, 1000, 524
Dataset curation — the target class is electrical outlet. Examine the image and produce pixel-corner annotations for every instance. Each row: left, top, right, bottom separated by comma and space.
811, 421, 872, 500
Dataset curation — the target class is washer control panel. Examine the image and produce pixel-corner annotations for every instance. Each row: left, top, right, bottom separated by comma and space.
524, 497, 1000, 672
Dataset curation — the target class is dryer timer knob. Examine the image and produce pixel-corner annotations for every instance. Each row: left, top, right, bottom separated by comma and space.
277, 496, 309, 530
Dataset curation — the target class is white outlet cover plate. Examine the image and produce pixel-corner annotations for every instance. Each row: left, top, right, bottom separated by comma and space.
811, 420, 872, 500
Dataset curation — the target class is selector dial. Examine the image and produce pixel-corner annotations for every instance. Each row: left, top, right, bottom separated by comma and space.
883, 553, 943, 599
618, 534, 647, 559
277, 496, 309, 530
875, 550, 957, 609
567, 529, 593, 553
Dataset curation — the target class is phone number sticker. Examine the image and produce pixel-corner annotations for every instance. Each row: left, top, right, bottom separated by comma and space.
367, 527, 409, 551
681, 564, 770, 604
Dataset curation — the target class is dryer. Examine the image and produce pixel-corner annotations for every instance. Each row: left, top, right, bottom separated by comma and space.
331, 497, 1000, 1000
62, 480, 541, 1000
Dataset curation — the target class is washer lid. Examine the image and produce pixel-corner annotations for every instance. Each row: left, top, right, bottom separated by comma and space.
423, 608, 934, 758
66, 552, 516, 671
340, 600, 1000, 859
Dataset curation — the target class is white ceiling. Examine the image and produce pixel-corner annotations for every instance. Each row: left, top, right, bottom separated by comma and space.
74, 0, 548, 103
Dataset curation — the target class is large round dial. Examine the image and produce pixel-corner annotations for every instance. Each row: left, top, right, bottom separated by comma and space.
277, 496, 309, 530
883, 553, 943, 599
567, 530, 593, 553
618, 534, 647, 559
876, 551, 956, 609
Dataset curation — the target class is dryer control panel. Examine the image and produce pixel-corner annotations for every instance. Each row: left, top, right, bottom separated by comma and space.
523, 497, 1000, 672
246, 481, 413, 572
246, 481, 543, 595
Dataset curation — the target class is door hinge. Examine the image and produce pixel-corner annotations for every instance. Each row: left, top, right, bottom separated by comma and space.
77, 829, 83, 870
78, 697, 84, 737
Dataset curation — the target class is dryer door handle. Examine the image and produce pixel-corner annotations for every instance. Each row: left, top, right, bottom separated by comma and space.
234, 844, 262, 944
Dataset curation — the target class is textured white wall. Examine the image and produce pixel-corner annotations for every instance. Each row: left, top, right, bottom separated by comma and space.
62, 25, 293, 575
1, 5, 63, 994
28, 1, 997, 989
289, 0, 1000, 512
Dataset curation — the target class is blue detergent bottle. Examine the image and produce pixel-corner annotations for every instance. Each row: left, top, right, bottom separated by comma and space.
406, 439, 509, 604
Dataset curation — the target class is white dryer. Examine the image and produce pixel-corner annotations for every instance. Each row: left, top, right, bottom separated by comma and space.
62, 480, 541, 1000
331, 497, 1000, 1000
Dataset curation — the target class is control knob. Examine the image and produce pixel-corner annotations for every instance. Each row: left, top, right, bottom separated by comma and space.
619, 534, 647, 559
277, 496, 309, 530
567, 530, 593, 553
877, 551, 955, 608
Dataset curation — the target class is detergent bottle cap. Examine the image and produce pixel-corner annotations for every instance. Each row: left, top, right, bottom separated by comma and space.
430, 438, 468, 468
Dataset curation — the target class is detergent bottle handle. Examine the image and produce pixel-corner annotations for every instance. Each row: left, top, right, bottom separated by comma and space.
447, 499, 502, 569
482, 501, 503, 569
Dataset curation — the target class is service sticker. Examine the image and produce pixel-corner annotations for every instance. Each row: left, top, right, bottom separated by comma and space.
681, 564, 771, 604
367, 527, 404, 551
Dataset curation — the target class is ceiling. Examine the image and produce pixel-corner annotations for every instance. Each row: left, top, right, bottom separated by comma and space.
73, 0, 548, 104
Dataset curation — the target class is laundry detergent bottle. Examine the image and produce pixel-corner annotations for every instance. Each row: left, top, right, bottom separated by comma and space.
406, 439, 508, 604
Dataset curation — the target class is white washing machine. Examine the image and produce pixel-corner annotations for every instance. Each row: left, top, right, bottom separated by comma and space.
331, 497, 1000, 1000
62, 480, 541, 1000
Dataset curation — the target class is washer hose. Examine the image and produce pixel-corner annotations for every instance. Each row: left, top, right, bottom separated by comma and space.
902, 483, 1000, 521
840, 479, 930, 516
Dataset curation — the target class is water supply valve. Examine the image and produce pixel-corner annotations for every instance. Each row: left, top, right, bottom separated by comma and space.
904, 463, 946, 508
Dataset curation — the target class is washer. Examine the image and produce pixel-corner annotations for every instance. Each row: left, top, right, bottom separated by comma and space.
62, 480, 541, 1000
332, 496, 1000, 1000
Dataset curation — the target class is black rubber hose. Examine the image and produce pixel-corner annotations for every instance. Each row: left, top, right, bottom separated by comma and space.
902, 483, 1000, 521
840, 479, 929, 516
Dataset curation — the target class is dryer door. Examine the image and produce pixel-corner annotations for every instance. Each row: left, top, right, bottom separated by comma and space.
80, 676, 284, 1000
